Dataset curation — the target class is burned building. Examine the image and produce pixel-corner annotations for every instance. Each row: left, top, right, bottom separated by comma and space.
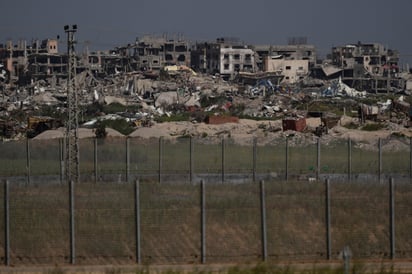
331, 42, 400, 92
191, 37, 255, 79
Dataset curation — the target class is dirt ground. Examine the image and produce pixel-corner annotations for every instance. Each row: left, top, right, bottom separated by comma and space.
34, 116, 411, 151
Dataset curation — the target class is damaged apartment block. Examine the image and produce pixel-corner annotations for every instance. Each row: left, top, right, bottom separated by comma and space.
191, 37, 255, 80
130, 35, 190, 71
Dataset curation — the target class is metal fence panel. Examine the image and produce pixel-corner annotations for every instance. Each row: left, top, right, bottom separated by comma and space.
225, 138, 254, 181
351, 140, 379, 178
256, 139, 285, 178
205, 182, 261, 263
29, 139, 60, 183
79, 138, 95, 180
96, 138, 126, 182
75, 182, 135, 264
288, 138, 317, 178
266, 181, 326, 260
129, 138, 160, 181
0, 140, 26, 178
382, 137, 410, 177
320, 140, 348, 176
140, 182, 200, 264
162, 138, 190, 181
395, 182, 412, 258
193, 139, 222, 180
9, 183, 70, 265
0, 182, 4, 265
330, 181, 389, 259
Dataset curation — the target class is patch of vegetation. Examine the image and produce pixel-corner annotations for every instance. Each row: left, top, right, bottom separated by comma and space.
102, 102, 141, 114
96, 118, 135, 135
95, 122, 108, 138
361, 123, 386, 131
343, 122, 359, 130
390, 131, 408, 139
155, 112, 191, 123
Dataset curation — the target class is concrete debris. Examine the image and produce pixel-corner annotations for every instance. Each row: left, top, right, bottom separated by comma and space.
0, 43, 411, 140
323, 77, 367, 98
104, 96, 127, 106
154, 91, 179, 107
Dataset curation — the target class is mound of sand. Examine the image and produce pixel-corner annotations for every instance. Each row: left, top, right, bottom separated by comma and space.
33, 127, 124, 140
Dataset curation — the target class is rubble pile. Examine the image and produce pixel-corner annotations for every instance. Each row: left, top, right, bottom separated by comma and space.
0, 67, 411, 143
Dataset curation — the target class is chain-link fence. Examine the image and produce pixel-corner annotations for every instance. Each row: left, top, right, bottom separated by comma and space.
0, 136, 411, 184
0, 179, 411, 266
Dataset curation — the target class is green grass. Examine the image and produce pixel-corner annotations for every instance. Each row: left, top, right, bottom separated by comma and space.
361, 123, 386, 131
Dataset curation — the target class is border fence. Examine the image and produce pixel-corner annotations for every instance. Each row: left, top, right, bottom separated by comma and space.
0, 179, 411, 265
0, 136, 411, 184
0, 135, 411, 265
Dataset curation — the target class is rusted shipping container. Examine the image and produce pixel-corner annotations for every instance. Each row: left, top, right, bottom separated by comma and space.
206, 115, 239, 125
282, 117, 306, 132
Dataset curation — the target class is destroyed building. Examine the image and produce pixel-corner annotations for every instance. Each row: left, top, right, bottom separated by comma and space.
0, 39, 62, 84
129, 35, 191, 71
191, 37, 256, 79
329, 42, 401, 93
263, 56, 309, 84
252, 40, 317, 72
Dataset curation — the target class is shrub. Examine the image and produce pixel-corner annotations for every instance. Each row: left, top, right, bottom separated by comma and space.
361, 123, 386, 131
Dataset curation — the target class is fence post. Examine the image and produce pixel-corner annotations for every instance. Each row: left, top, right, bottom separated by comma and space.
69, 180, 75, 264
253, 138, 257, 182
221, 138, 225, 183
260, 180, 267, 261
410, 137, 412, 183
60, 138, 65, 184
379, 138, 382, 183
389, 178, 395, 259
285, 137, 289, 181
126, 137, 130, 183
94, 138, 98, 183
200, 180, 206, 264
26, 138, 31, 185
4, 180, 10, 266
325, 179, 331, 260
190, 137, 194, 183
135, 180, 141, 264
317, 138, 321, 181
348, 138, 352, 182
159, 137, 163, 183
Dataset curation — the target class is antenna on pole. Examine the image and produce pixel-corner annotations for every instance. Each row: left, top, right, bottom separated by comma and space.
64, 24, 80, 183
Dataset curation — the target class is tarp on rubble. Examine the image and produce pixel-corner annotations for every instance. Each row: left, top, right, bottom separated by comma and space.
323, 77, 366, 98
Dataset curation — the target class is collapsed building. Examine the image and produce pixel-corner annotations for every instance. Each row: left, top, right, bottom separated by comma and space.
1, 36, 409, 93
314, 42, 403, 93
0, 35, 411, 141
130, 35, 191, 71
252, 39, 317, 71
191, 37, 256, 80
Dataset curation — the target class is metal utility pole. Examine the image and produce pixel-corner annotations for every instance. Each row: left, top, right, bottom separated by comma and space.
65, 25, 80, 183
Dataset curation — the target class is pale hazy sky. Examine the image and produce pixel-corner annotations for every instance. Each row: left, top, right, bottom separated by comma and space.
1, 0, 411, 64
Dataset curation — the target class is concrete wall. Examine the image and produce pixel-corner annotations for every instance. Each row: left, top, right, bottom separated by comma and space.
219, 47, 255, 75
264, 57, 308, 84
